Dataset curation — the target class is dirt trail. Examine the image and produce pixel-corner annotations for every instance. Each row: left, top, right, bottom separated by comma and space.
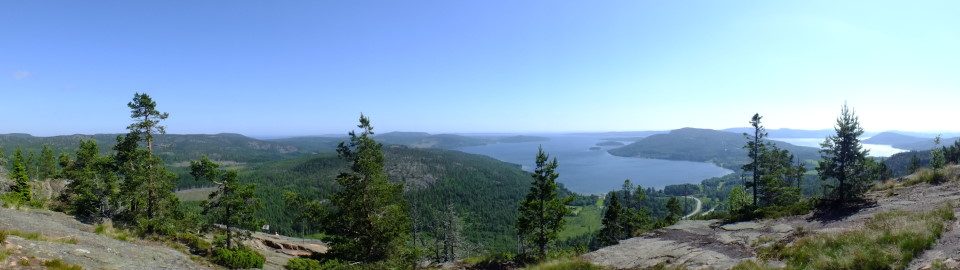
585, 169, 960, 269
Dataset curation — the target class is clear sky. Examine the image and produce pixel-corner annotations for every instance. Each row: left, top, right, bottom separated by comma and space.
2, 1, 958, 137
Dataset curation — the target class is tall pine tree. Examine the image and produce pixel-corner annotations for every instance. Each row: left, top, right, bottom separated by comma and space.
323, 114, 410, 263
742, 113, 767, 206
516, 146, 573, 258
595, 193, 624, 247
39, 145, 58, 180
115, 93, 179, 234
817, 103, 870, 204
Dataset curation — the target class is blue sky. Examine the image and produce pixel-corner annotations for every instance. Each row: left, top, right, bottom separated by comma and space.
2, 1, 958, 137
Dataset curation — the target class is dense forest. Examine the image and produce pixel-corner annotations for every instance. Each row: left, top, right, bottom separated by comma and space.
242, 145, 567, 254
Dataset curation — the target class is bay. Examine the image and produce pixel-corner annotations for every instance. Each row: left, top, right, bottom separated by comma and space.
770, 137, 907, 157
456, 134, 733, 194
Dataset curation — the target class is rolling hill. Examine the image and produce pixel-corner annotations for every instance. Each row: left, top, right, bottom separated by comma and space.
608, 128, 821, 169
862, 132, 928, 145
892, 137, 960, 151
269, 132, 550, 152
722, 127, 839, 138
0, 133, 308, 165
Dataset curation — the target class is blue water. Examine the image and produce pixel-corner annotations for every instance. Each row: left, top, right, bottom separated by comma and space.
456, 135, 733, 195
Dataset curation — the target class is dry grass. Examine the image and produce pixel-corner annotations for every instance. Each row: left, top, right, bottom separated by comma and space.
521, 257, 607, 270
734, 203, 956, 269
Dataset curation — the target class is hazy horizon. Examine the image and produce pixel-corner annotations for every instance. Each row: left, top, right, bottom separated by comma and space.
3, 127, 958, 141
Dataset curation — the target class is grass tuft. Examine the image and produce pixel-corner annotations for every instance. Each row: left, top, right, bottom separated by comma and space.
521, 257, 606, 270
0, 249, 12, 261
92, 222, 131, 241
906, 168, 948, 186
42, 259, 83, 270
736, 203, 956, 269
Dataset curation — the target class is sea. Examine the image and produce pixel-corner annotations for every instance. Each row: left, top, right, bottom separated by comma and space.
770, 138, 908, 158
455, 134, 733, 195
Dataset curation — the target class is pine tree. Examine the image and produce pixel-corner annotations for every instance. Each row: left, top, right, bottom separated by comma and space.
57, 152, 71, 178
665, 197, 682, 223
324, 114, 410, 263
817, 103, 870, 204
26, 150, 37, 181
115, 93, 179, 234
127, 92, 169, 152
61, 139, 117, 222
758, 145, 800, 206
10, 147, 32, 202
516, 146, 573, 258
39, 145, 58, 180
742, 114, 800, 207
742, 113, 767, 206
595, 193, 624, 247
190, 156, 263, 249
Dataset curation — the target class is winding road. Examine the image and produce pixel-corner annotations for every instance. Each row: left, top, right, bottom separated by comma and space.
681, 196, 703, 219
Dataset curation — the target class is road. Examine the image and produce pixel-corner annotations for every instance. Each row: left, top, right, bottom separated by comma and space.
682, 196, 703, 219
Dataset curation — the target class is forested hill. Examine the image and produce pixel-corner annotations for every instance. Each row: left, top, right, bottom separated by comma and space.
0, 133, 307, 165
607, 128, 820, 169
1, 132, 550, 169
271, 132, 550, 151
892, 137, 960, 151
722, 127, 837, 138
861, 132, 928, 146
244, 145, 563, 253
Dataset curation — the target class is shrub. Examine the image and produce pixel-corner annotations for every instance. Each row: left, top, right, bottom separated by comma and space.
522, 257, 606, 270
285, 258, 323, 270
213, 245, 265, 269
175, 233, 212, 256
42, 259, 83, 270
285, 258, 361, 270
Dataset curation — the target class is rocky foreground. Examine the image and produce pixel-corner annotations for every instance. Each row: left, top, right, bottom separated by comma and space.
584, 170, 960, 269
0, 206, 329, 270
0, 206, 214, 269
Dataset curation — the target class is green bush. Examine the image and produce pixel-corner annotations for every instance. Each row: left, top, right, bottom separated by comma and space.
523, 258, 606, 270
42, 259, 83, 270
285, 258, 323, 270
175, 233, 212, 256
285, 258, 360, 270
213, 245, 265, 269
